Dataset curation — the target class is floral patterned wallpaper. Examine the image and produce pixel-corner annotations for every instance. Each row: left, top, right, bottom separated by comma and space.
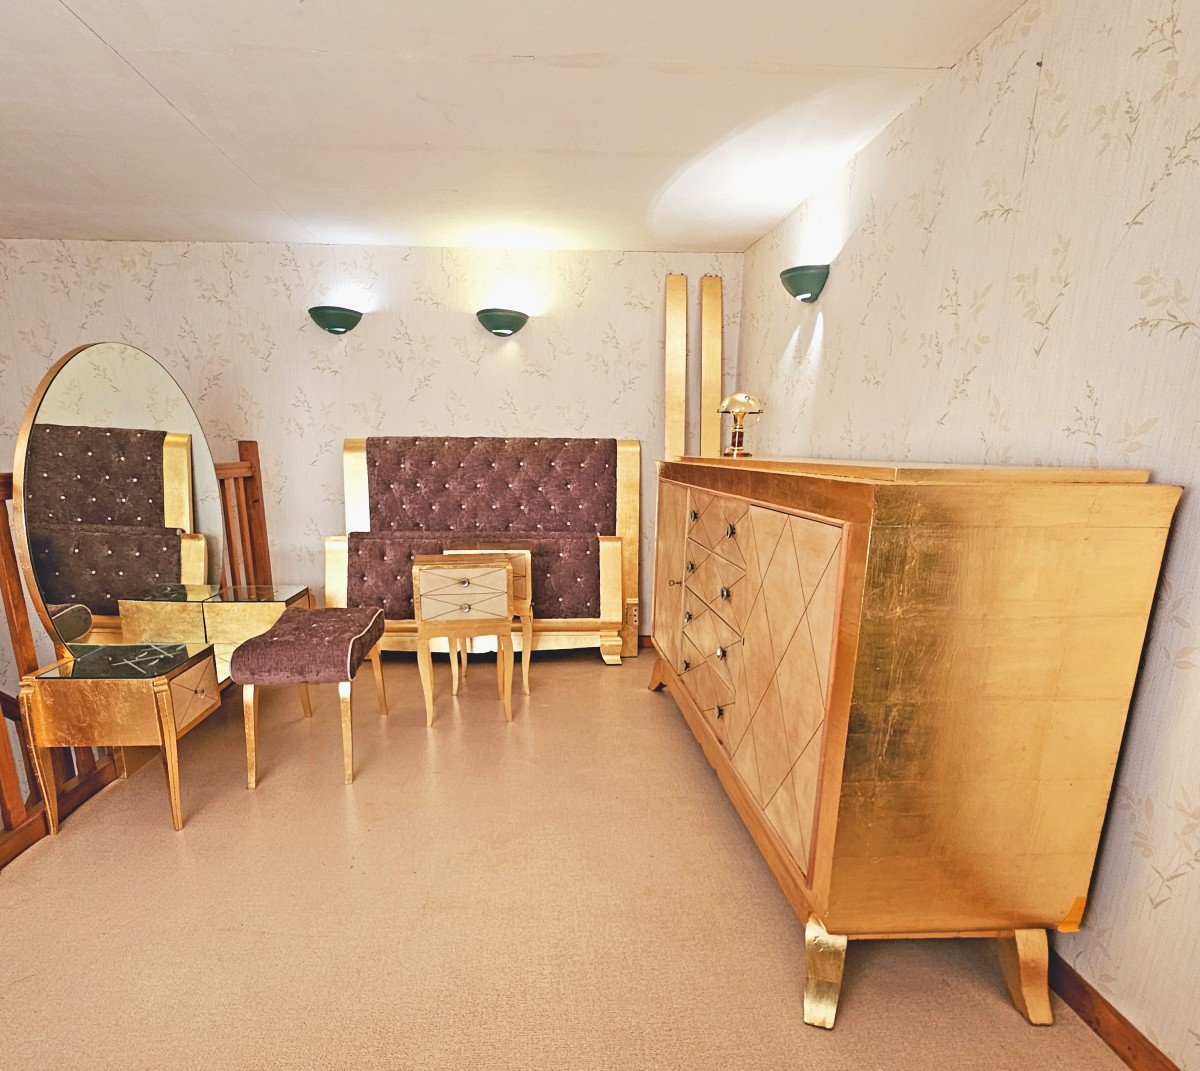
737, 0, 1199, 1063
0, 241, 741, 702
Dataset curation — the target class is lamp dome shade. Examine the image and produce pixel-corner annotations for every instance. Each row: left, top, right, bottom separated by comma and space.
779, 264, 830, 302
718, 391, 764, 416
308, 305, 363, 334
476, 308, 529, 336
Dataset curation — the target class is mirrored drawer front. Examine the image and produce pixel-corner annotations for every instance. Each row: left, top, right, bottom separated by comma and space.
416, 566, 511, 622
170, 656, 221, 733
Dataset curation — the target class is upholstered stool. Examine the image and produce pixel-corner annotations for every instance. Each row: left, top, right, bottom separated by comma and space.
231, 606, 387, 787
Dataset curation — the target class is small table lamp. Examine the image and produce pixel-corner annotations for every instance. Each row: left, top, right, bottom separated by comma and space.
718, 392, 765, 458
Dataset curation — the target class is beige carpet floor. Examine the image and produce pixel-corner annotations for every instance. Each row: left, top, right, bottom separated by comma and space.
1, 652, 1122, 1070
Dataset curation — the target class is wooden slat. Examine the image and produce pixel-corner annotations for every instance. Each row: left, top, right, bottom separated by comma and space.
238, 441, 274, 588
219, 478, 240, 589
0, 691, 28, 829
234, 478, 255, 587
1, 479, 38, 678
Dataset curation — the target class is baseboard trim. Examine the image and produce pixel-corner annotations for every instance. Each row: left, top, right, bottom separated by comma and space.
1049, 952, 1180, 1071
638, 634, 652, 649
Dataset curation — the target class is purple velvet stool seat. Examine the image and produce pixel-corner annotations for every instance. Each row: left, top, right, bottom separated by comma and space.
232, 607, 388, 787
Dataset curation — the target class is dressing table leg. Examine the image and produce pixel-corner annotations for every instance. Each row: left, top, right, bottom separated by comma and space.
243, 685, 259, 789
996, 928, 1053, 1025
647, 657, 667, 692
338, 681, 354, 785
803, 916, 847, 1029
521, 613, 532, 695
417, 638, 435, 727
368, 645, 388, 716
155, 697, 183, 831
298, 684, 314, 718
20, 685, 59, 834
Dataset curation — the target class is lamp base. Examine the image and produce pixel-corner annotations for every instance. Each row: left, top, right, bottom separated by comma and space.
722, 446, 753, 458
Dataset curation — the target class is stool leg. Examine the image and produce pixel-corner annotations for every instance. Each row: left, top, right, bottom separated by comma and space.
417, 636, 435, 727
368, 644, 388, 716
339, 680, 354, 784
450, 638, 461, 696
244, 685, 259, 789
298, 683, 313, 718
521, 612, 532, 695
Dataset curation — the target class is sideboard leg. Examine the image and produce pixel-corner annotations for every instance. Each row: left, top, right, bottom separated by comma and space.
996, 928, 1053, 1025
647, 657, 667, 692
599, 631, 623, 666
803, 916, 847, 1029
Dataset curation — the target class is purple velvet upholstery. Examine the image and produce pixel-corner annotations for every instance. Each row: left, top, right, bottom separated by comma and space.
364, 437, 616, 535
347, 531, 600, 619
353, 437, 615, 620
28, 522, 184, 614
230, 607, 385, 686
25, 424, 168, 526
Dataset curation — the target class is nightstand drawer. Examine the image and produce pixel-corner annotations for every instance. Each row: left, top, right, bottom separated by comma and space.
414, 563, 512, 622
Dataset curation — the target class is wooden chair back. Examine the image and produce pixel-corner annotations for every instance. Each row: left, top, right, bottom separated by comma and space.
215, 441, 274, 590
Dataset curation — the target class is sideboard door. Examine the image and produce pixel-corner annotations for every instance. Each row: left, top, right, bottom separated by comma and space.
652, 481, 688, 672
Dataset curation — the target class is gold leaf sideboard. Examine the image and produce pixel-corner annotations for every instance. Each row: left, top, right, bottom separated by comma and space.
647, 457, 1181, 1028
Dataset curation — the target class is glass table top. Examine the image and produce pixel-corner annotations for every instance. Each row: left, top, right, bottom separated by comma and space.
125, 584, 225, 603
39, 643, 213, 680
204, 584, 308, 604
122, 584, 307, 605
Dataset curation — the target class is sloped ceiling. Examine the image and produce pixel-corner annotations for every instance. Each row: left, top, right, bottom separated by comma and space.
0, 0, 1026, 250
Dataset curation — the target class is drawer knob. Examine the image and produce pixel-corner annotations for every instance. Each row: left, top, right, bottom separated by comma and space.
689, 509, 699, 522
460, 604, 472, 613
682, 660, 691, 671
715, 706, 725, 719
459, 577, 470, 588
725, 523, 736, 538
685, 561, 695, 573
719, 587, 730, 600
715, 646, 726, 661
683, 610, 692, 622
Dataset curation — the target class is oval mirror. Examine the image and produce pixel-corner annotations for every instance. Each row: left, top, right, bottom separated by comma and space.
13, 343, 223, 649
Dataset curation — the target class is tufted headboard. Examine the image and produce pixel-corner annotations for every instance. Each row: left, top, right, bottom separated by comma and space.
359, 437, 617, 536
24, 423, 194, 531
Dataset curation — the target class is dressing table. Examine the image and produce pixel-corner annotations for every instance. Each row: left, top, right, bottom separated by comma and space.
10, 343, 305, 830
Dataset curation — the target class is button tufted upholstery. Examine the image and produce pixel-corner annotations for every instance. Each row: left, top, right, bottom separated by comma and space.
25, 424, 168, 526
230, 607, 385, 686
364, 437, 617, 536
28, 522, 184, 614
352, 437, 616, 620
348, 530, 600, 619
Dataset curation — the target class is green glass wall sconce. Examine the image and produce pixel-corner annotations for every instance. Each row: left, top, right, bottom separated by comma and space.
780, 265, 830, 303
476, 308, 529, 337
308, 305, 363, 334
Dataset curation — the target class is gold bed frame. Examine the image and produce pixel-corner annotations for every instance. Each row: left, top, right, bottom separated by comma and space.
325, 438, 640, 664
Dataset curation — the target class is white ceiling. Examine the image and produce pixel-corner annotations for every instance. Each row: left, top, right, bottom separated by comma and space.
1, 0, 1025, 251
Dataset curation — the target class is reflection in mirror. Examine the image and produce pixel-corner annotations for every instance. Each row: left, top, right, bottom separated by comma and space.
14, 343, 223, 650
